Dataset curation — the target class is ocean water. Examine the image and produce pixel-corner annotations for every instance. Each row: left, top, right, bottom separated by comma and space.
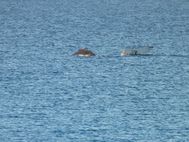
0, 0, 189, 141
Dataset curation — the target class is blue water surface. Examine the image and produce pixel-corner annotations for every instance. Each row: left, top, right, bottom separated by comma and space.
0, 0, 189, 141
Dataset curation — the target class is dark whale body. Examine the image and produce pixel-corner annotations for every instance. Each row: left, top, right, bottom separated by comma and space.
73, 48, 95, 57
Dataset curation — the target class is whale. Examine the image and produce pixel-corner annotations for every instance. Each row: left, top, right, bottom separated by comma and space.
73, 48, 95, 57
121, 46, 153, 56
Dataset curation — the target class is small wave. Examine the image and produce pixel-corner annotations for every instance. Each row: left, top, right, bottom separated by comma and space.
148, 54, 189, 58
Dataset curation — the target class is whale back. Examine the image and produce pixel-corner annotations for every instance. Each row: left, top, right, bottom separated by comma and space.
121, 46, 153, 56
134, 46, 153, 54
73, 48, 95, 56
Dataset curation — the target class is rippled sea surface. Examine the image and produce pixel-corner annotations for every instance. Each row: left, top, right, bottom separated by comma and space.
0, 0, 189, 141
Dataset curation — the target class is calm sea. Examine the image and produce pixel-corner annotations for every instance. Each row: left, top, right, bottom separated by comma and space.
0, 0, 189, 141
